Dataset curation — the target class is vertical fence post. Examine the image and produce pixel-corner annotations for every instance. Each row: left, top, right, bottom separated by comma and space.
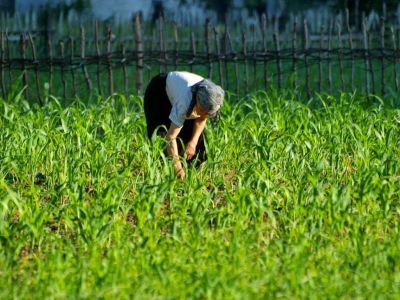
48, 35, 53, 96
121, 42, 128, 98
1, 32, 6, 99
318, 25, 324, 93
134, 14, 143, 94
213, 27, 223, 88
60, 40, 67, 101
380, 16, 386, 96
261, 13, 269, 89
80, 25, 92, 93
292, 18, 298, 93
69, 37, 77, 98
95, 21, 103, 96
362, 18, 370, 96
390, 27, 399, 93
190, 31, 196, 73
367, 21, 376, 96
159, 14, 166, 73
273, 31, 282, 91
205, 18, 212, 79
242, 29, 249, 95
105, 25, 113, 96
19, 34, 28, 100
336, 22, 345, 93
173, 22, 178, 71
346, 9, 355, 92
251, 24, 257, 91
28, 32, 42, 105
5, 31, 11, 90
150, 28, 156, 80
223, 17, 230, 91
328, 20, 333, 93
304, 19, 311, 99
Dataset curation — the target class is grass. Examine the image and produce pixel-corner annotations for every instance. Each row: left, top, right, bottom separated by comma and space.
1, 90, 400, 299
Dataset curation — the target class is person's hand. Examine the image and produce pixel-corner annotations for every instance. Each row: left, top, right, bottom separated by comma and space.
174, 160, 185, 180
185, 142, 197, 160
177, 168, 185, 180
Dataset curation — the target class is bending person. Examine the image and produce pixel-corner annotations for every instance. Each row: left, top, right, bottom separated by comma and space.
144, 71, 224, 179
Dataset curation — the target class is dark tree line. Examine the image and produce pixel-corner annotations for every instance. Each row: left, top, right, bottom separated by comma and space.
197, 0, 398, 27
28, 0, 400, 30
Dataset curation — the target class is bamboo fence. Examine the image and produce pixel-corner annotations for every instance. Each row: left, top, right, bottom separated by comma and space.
0, 12, 400, 103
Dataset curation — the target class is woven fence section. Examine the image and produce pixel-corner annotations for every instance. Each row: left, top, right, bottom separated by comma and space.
1, 13, 400, 103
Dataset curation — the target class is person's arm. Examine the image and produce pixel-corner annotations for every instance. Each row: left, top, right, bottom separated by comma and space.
186, 116, 207, 160
166, 122, 185, 179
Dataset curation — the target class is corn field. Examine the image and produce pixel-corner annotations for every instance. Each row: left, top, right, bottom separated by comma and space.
1, 87, 400, 298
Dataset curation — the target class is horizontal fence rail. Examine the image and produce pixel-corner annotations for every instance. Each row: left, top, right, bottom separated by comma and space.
1, 12, 400, 104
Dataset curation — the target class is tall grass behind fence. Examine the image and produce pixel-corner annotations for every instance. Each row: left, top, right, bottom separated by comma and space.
1, 10, 400, 104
